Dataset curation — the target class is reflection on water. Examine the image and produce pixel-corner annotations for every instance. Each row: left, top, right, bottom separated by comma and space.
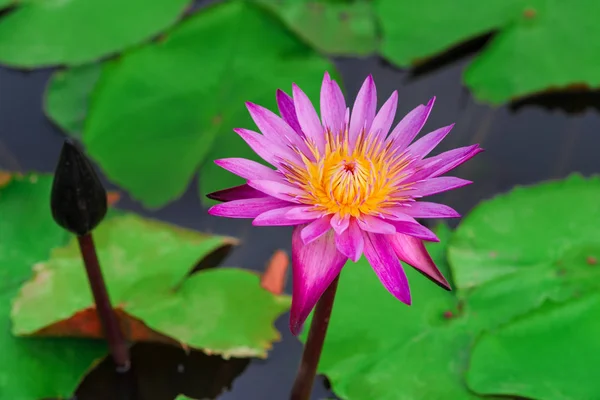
62, 342, 249, 400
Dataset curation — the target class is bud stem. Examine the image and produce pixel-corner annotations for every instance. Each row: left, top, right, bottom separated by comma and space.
290, 274, 340, 400
77, 233, 130, 371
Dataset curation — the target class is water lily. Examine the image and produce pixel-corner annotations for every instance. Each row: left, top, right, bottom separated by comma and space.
208, 73, 481, 335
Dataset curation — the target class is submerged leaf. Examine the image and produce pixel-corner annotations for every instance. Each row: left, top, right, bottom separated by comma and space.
45, 0, 336, 208
12, 214, 291, 358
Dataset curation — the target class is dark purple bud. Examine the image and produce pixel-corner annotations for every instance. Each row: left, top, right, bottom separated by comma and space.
51, 139, 107, 236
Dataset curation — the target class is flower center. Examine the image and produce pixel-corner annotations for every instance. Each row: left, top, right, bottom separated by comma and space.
281, 130, 413, 217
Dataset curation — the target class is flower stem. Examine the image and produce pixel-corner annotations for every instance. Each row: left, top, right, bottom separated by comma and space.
290, 275, 340, 400
77, 233, 130, 371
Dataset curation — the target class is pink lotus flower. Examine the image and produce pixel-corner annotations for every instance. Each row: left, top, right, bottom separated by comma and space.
208, 73, 482, 334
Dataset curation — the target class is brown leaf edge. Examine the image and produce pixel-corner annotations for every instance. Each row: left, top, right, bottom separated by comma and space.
18, 248, 289, 352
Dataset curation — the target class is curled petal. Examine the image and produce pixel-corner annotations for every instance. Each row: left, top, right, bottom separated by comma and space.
320, 71, 346, 134
409, 177, 472, 198
206, 184, 267, 202
388, 97, 435, 152
349, 75, 377, 148
357, 215, 396, 234
215, 158, 281, 181
290, 226, 347, 335
363, 232, 411, 304
335, 219, 364, 262
301, 215, 333, 244
276, 89, 302, 135
293, 83, 325, 153
389, 233, 450, 290
370, 90, 398, 140
253, 206, 314, 226
208, 197, 291, 218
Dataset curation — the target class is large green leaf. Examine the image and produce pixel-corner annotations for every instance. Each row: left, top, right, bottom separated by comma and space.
0, 173, 106, 400
448, 175, 600, 328
45, 0, 336, 208
375, 0, 600, 104
447, 175, 600, 399
12, 213, 291, 358
301, 226, 482, 400
45, 64, 103, 139
253, 0, 378, 55
468, 293, 600, 400
0, 0, 190, 67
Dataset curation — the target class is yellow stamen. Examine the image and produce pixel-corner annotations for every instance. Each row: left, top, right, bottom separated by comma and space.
281, 129, 413, 218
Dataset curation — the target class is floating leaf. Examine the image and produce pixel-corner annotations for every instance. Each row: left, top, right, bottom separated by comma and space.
0, 0, 13, 12
468, 293, 600, 400
448, 175, 600, 326
45, 64, 103, 139
45, 0, 336, 208
0, 0, 190, 67
12, 214, 291, 358
301, 226, 482, 399
253, 0, 378, 55
0, 173, 105, 400
375, 0, 600, 104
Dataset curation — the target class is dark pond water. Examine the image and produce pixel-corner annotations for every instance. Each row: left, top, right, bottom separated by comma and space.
2, 18, 600, 400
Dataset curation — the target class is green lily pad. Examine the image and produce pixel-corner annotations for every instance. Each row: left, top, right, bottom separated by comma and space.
253, 0, 378, 55
0, 0, 14, 12
0, 173, 106, 400
375, 0, 600, 104
0, 0, 190, 67
448, 175, 600, 325
301, 225, 483, 399
45, 0, 336, 208
12, 213, 291, 358
468, 293, 600, 400
45, 64, 103, 139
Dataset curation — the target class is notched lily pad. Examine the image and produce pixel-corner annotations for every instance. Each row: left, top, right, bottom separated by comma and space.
12, 214, 291, 358
376, 0, 600, 104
